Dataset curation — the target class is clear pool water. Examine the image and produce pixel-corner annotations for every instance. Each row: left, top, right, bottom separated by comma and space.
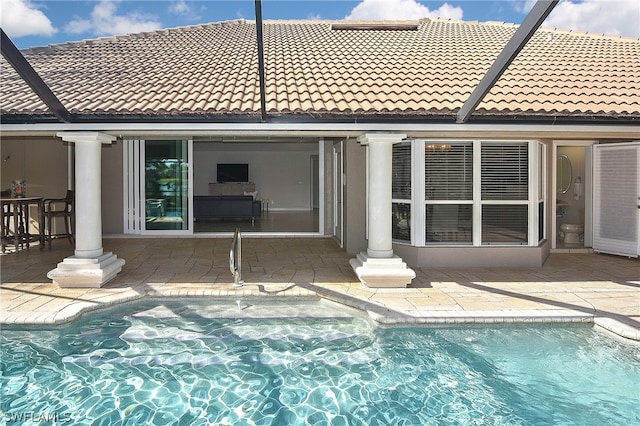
1, 298, 639, 425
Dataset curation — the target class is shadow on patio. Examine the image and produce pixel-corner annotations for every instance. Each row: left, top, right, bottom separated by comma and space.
1, 237, 639, 340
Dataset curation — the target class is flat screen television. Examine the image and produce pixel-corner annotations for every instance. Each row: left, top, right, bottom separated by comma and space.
217, 163, 249, 183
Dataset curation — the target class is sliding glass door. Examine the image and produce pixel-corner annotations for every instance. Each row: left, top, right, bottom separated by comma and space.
145, 140, 189, 230
125, 139, 192, 234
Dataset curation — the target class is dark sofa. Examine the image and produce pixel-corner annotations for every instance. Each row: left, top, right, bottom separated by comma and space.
194, 195, 261, 225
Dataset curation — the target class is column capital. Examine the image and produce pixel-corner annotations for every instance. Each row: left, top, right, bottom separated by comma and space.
56, 131, 116, 145
357, 133, 407, 145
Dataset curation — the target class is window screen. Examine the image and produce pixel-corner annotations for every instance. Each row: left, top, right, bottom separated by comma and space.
482, 205, 528, 244
425, 142, 473, 244
481, 142, 529, 245
481, 143, 528, 200
425, 142, 472, 200
392, 143, 412, 242
392, 143, 412, 200
392, 202, 411, 242
426, 204, 472, 243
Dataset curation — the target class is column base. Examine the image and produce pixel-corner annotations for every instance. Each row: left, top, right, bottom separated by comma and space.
47, 252, 125, 288
349, 252, 416, 288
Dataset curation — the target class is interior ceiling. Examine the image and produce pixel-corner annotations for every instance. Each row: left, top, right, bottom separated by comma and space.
193, 136, 324, 144
193, 139, 321, 153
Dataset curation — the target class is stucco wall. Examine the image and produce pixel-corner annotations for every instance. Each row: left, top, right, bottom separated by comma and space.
1, 136, 124, 235
1, 137, 68, 198
102, 140, 124, 234
344, 138, 367, 255
394, 240, 551, 268
1, 137, 69, 237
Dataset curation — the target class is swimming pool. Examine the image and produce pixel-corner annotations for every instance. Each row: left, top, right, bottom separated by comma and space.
1, 298, 638, 425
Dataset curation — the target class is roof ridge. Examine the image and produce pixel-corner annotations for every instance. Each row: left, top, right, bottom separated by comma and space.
421, 17, 640, 41
22, 17, 639, 53
538, 25, 640, 41
261, 18, 640, 41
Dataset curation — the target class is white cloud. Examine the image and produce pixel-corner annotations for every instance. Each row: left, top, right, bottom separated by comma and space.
512, 0, 639, 38
169, 0, 202, 21
345, 0, 463, 21
65, 0, 161, 37
169, 0, 190, 15
543, 0, 639, 37
0, 0, 56, 38
513, 0, 537, 14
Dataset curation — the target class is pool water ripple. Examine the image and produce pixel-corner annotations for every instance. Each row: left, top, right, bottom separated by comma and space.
1, 298, 639, 425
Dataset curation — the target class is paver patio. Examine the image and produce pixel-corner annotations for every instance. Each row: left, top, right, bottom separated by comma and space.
1, 237, 638, 340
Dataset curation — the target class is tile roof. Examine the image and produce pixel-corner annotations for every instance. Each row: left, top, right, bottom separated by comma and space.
1, 18, 639, 122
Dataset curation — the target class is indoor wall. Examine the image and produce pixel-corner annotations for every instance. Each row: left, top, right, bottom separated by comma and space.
193, 141, 318, 211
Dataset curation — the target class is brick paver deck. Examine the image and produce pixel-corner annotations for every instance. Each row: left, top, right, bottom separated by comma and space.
1, 237, 638, 340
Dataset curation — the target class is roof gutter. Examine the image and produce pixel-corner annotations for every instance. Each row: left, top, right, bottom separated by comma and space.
0, 28, 71, 123
254, 0, 268, 123
2, 112, 637, 126
456, 0, 558, 123
2, 122, 638, 141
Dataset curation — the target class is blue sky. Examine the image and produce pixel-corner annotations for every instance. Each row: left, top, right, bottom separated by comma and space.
2, 0, 638, 49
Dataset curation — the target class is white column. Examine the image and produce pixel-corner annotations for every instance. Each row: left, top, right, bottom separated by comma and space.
365, 135, 394, 258
47, 132, 125, 288
74, 135, 105, 258
350, 133, 416, 288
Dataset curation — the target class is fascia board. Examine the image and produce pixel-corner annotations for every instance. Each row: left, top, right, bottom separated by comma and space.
1, 122, 639, 140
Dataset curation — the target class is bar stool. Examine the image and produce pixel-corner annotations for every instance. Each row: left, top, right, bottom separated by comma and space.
1, 189, 13, 248
0, 189, 37, 252
43, 190, 74, 248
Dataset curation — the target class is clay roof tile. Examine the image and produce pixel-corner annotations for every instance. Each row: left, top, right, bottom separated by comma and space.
1, 18, 638, 119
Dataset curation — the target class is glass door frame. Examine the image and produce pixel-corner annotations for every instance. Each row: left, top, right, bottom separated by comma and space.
124, 138, 193, 235
551, 140, 595, 249
333, 140, 344, 247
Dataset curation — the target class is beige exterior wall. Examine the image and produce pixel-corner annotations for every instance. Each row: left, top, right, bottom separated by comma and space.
394, 240, 551, 268
1, 136, 124, 235
1, 137, 68, 198
101, 140, 124, 234
1, 137, 69, 236
344, 138, 367, 255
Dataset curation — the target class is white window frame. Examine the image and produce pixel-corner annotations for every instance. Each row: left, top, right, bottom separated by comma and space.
391, 140, 413, 244
478, 140, 532, 246
534, 141, 547, 244
404, 139, 541, 247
